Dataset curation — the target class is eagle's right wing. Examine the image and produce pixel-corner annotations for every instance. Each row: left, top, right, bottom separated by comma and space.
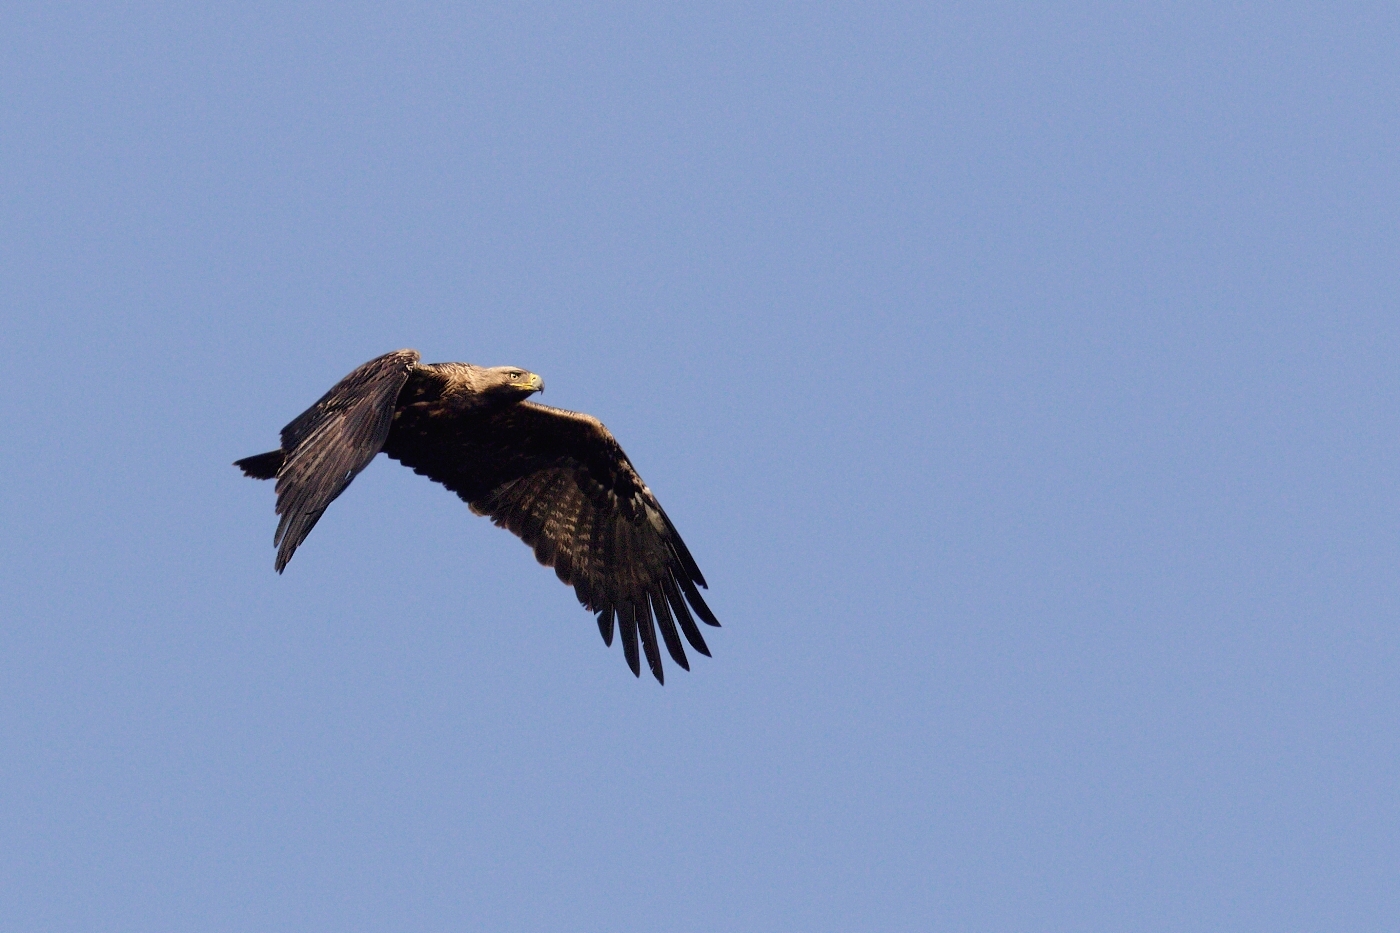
385, 400, 719, 683
237, 349, 420, 572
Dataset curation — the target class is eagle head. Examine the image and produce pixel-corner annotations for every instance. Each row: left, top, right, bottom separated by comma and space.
485, 366, 545, 400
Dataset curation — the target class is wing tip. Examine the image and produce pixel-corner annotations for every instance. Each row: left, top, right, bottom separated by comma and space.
596, 607, 615, 646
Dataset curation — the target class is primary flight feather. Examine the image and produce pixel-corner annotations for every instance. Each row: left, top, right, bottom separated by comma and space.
235, 349, 719, 683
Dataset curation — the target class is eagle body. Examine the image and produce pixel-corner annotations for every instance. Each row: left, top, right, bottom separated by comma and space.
236, 350, 718, 683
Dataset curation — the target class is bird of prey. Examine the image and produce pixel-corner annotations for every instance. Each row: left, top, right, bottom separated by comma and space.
235, 349, 718, 683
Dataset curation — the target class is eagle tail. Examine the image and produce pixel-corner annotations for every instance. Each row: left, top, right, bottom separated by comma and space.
235, 449, 285, 480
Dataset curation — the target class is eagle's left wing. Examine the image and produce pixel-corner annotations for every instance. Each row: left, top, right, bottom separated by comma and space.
236, 349, 421, 571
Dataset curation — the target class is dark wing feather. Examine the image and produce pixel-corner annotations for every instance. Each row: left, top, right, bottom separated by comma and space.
384, 400, 718, 683
265, 349, 420, 571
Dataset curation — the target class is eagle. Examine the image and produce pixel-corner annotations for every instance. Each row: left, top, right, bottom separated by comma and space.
235, 349, 719, 683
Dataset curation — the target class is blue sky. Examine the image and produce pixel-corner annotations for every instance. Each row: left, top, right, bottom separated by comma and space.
2, 3, 1397, 930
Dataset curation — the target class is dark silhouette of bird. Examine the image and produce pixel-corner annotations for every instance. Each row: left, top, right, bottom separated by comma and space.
236, 349, 719, 683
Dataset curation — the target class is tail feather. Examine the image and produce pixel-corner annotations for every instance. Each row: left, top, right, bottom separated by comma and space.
235, 449, 285, 480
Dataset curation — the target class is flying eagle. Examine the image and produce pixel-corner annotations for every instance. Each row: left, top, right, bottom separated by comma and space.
235, 349, 718, 683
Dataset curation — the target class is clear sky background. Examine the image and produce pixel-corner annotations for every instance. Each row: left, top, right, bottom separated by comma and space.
2, 3, 1396, 931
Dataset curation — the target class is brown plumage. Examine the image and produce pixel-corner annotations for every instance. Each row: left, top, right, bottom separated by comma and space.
235, 349, 719, 683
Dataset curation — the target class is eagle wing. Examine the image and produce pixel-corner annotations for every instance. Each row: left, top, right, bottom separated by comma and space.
243, 349, 421, 572
385, 400, 719, 683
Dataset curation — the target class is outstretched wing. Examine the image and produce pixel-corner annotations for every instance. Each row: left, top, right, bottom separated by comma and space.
384, 401, 719, 683
256, 349, 420, 572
